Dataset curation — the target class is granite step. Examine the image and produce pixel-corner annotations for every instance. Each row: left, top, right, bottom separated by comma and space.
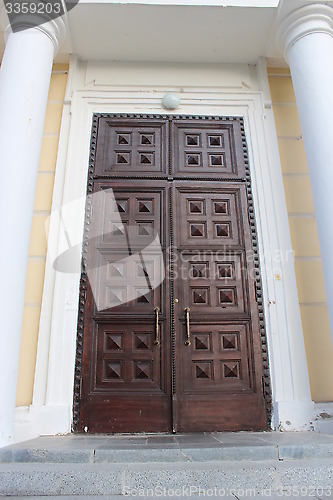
1, 431, 333, 463
0, 459, 333, 498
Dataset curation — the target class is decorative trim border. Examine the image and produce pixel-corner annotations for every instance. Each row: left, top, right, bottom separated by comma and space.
239, 117, 272, 423
72, 114, 98, 431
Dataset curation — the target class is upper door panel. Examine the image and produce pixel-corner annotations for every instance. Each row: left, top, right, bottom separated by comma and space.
171, 118, 246, 179
95, 117, 169, 177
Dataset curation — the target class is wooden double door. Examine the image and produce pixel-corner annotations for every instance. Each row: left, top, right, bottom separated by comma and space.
77, 115, 269, 433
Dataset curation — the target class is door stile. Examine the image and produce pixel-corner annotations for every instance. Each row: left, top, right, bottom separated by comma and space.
168, 186, 178, 433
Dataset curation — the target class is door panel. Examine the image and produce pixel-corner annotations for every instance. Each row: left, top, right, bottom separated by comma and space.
95, 117, 168, 177
171, 119, 245, 179
179, 252, 247, 316
77, 115, 269, 433
176, 188, 243, 248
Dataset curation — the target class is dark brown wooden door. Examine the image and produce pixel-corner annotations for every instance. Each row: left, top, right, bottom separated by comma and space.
173, 183, 266, 431
76, 115, 270, 433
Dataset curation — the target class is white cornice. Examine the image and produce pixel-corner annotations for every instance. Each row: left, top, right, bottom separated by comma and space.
276, 4, 333, 62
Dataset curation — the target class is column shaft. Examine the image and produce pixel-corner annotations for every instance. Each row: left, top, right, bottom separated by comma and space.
0, 28, 55, 447
287, 29, 333, 343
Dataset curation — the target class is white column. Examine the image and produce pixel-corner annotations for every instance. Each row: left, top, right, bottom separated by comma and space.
0, 16, 65, 447
277, 4, 333, 343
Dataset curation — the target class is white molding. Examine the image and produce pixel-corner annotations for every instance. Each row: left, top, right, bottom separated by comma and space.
255, 59, 312, 409
15, 59, 315, 443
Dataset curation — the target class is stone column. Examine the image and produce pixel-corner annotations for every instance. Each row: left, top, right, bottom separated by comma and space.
277, 4, 333, 343
0, 14, 65, 447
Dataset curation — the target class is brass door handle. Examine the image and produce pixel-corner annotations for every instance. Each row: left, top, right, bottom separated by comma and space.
154, 307, 160, 346
184, 307, 191, 346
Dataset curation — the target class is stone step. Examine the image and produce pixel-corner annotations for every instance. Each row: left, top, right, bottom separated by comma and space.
1, 433, 333, 497
1, 432, 333, 463
0, 459, 333, 498
2, 441, 333, 464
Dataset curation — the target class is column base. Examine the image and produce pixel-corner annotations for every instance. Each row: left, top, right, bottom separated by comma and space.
12, 405, 72, 446
273, 400, 315, 431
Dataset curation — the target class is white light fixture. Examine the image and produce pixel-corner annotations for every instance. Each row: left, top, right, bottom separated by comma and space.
162, 93, 180, 110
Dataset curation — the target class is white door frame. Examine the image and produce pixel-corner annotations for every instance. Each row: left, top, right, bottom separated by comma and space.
14, 59, 314, 442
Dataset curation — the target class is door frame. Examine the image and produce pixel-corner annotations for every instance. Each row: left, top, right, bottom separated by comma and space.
23, 59, 313, 441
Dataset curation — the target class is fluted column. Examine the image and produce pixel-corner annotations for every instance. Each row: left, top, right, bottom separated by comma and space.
277, 4, 333, 343
0, 14, 66, 447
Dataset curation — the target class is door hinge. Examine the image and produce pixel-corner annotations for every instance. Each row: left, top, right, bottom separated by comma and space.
79, 378, 83, 399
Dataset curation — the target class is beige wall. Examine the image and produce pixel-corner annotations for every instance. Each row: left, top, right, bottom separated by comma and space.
268, 67, 333, 402
16, 64, 68, 406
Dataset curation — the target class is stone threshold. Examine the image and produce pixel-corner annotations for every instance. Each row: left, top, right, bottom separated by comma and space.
1, 431, 333, 463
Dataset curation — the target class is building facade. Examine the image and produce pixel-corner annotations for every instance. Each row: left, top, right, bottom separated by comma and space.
0, 0, 333, 447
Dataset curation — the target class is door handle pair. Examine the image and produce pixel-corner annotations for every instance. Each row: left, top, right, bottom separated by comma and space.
154, 306, 191, 346
154, 307, 160, 346
184, 307, 191, 346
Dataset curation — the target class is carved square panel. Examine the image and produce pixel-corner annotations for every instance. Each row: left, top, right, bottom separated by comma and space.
107, 287, 125, 306
137, 222, 153, 236
219, 288, 236, 305
215, 223, 230, 237
104, 361, 124, 381
140, 152, 154, 165
217, 263, 234, 279
134, 361, 153, 380
96, 119, 167, 175
140, 133, 155, 146
208, 135, 223, 147
186, 153, 201, 167
134, 332, 152, 351
188, 200, 204, 214
209, 154, 224, 167
190, 223, 206, 238
221, 333, 239, 350
117, 133, 131, 145
190, 263, 209, 279
135, 261, 153, 278
104, 332, 123, 351
111, 222, 126, 236
192, 288, 209, 305
193, 361, 213, 380
116, 152, 131, 165
213, 201, 228, 214
173, 122, 242, 177
177, 188, 241, 247
115, 199, 128, 214
222, 361, 241, 379
194, 334, 211, 351
135, 288, 151, 304
185, 134, 200, 147
137, 199, 153, 214
108, 263, 126, 278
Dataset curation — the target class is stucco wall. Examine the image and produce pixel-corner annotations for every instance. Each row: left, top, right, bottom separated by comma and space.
16, 64, 68, 406
268, 67, 333, 402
